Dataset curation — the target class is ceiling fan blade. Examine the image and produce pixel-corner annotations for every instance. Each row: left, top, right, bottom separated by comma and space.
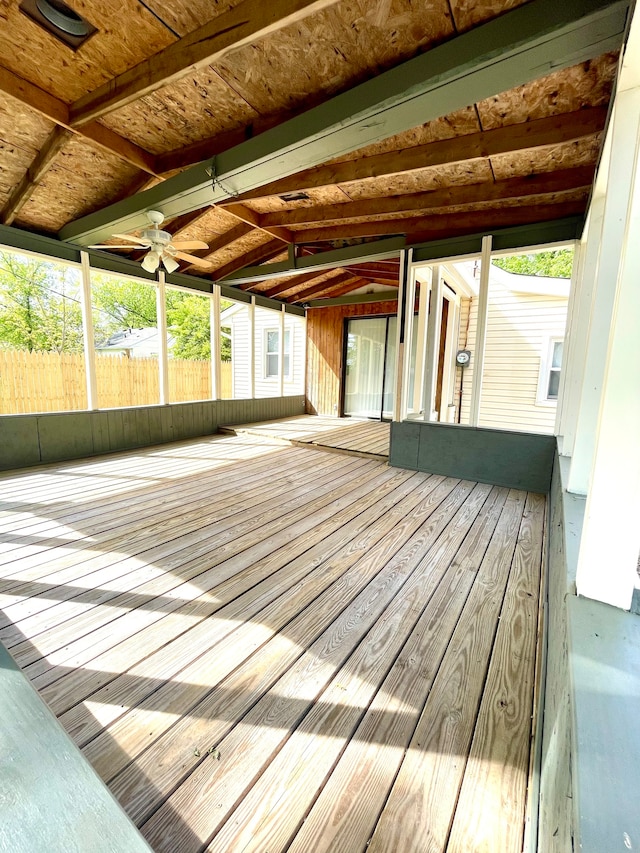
170, 240, 209, 250
111, 233, 150, 246
88, 243, 143, 249
174, 250, 213, 268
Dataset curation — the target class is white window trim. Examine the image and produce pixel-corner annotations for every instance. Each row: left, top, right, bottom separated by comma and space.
264, 327, 292, 380
536, 336, 563, 406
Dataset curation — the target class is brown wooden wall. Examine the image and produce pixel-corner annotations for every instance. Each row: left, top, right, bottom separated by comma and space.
305, 300, 398, 416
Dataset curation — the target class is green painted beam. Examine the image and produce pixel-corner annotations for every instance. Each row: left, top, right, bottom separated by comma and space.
411, 216, 585, 262
306, 290, 399, 308
0, 223, 304, 316
220, 237, 406, 285
58, 0, 628, 246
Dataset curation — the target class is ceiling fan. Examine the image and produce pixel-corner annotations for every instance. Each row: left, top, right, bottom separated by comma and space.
89, 210, 210, 274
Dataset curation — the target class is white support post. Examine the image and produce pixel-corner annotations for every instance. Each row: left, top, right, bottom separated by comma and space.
422, 266, 442, 421
469, 235, 492, 427
210, 286, 221, 400
249, 295, 256, 399
392, 249, 409, 422
412, 270, 430, 414
568, 93, 640, 495
79, 251, 98, 410
279, 303, 286, 397
553, 239, 582, 445
156, 270, 169, 404
400, 252, 416, 419
575, 91, 640, 609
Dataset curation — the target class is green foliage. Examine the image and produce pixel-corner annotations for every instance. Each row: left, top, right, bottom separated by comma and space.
0, 250, 84, 353
0, 251, 233, 361
492, 249, 574, 279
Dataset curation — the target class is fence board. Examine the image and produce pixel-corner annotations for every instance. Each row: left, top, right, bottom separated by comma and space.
0, 351, 232, 414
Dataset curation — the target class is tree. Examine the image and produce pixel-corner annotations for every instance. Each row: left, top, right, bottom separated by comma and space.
0, 250, 84, 352
492, 248, 574, 278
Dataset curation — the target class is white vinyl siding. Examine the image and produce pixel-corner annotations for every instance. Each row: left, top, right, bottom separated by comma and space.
228, 307, 305, 399
459, 283, 568, 434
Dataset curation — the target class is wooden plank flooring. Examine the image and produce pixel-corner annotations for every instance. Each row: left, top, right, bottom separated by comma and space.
0, 433, 545, 853
223, 414, 391, 458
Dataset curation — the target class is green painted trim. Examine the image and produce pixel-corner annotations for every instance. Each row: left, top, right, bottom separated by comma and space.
58, 0, 627, 245
0, 223, 304, 316
0, 397, 306, 471
411, 217, 584, 262
306, 291, 399, 308
220, 237, 405, 285
390, 420, 556, 492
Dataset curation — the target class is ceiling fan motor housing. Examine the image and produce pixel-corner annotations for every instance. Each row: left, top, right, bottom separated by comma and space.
141, 228, 172, 246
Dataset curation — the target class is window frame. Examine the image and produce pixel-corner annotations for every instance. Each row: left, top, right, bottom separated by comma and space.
264, 327, 292, 380
536, 336, 564, 405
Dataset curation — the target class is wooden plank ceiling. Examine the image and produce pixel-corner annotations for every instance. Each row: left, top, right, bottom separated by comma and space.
0, 0, 622, 303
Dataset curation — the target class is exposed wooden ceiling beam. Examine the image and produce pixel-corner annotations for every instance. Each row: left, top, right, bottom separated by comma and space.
294, 199, 587, 242
307, 291, 400, 308
212, 239, 285, 280
0, 64, 158, 176
223, 109, 606, 206
69, 0, 344, 127
260, 271, 329, 298
2, 127, 72, 225
272, 271, 356, 300
340, 264, 399, 283
179, 222, 254, 272
261, 166, 596, 228
60, 0, 626, 246
290, 274, 368, 302
223, 203, 294, 244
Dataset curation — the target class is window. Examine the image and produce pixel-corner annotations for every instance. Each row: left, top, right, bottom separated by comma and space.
538, 338, 563, 403
265, 328, 291, 378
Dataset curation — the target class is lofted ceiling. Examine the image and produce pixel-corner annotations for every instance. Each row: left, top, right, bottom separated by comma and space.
0, 0, 630, 304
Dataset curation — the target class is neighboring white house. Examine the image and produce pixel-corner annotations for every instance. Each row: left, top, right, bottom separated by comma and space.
456, 262, 570, 434
220, 303, 306, 398
96, 327, 175, 357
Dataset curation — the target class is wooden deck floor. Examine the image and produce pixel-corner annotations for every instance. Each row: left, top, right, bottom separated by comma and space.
0, 434, 545, 853
223, 414, 391, 458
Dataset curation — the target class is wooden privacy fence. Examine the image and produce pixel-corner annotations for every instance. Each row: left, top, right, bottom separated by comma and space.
0, 350, 232, 414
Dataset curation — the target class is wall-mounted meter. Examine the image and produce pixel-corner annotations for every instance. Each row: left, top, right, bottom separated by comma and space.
456, 349, 471, 367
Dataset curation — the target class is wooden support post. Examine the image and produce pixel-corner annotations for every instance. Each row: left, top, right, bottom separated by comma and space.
79, 251, 98, 410
412, 270, 430, 414
157, 270, 169, 405
575, 87, 640, 610
568, 95, 640, 495
401, 254, 416, 417
393, 249, 410, 422
210, 286, 221, 400
279, 303, 286, 397
469, 235, 492, 427
249, 295, 256, 399
422, 265, 442, 421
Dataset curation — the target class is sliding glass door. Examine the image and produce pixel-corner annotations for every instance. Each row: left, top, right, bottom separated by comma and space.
344, 317, 387, 418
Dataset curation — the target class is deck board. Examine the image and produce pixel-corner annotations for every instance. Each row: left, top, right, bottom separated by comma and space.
224, 414, 391, 458
0, 433, 545, 852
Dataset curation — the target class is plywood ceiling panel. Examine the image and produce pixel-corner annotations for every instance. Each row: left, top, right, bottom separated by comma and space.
0, 98, 55, 155
212, 0, 454, 116
168, 207, 240, 242
341, 159, 494, 199
449, 0, 530, 34
0, 1, 175, 102
207, 229, 275, 270
100, 67, 259, 154
326, 107, 481, 163
141, 0, 243, 37
477, 53, 618, 129
489, 135, 602, 180
246, 185, 351, 214
14, 138, 140, 232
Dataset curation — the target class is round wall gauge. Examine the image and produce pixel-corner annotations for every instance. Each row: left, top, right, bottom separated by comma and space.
456, 349, 471, 366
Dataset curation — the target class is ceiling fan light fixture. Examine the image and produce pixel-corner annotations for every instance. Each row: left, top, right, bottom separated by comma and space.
162, 255, 180, 274
141, 250, 161, 273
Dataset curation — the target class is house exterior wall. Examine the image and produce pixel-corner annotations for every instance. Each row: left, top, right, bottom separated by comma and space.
305, 300, 399, 416
228, 308, 306, 399
459, 284, 568, 433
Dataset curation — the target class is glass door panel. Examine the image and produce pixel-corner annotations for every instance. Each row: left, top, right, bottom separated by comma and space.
344, 317, 387, 418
